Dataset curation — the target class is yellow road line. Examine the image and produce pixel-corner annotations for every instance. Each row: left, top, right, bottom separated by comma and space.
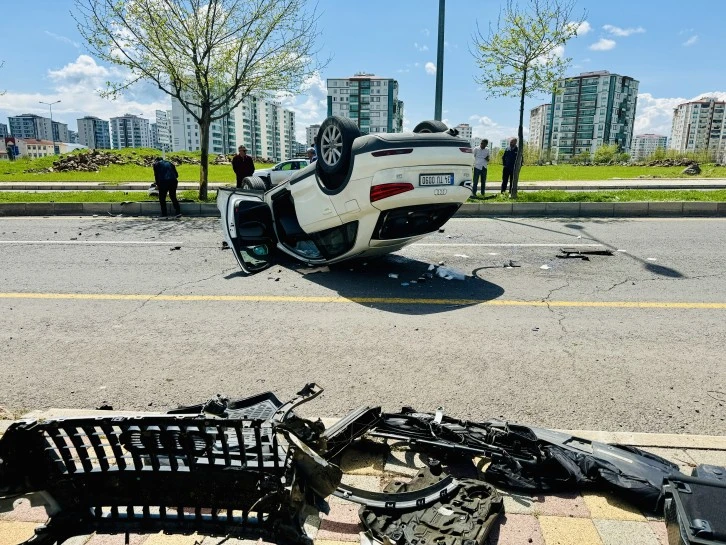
1, 292, 725, 309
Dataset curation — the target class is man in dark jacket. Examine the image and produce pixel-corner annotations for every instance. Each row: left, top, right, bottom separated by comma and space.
501, 138, 519, 194
152, 157, 181, 219
232, 145, 255, 187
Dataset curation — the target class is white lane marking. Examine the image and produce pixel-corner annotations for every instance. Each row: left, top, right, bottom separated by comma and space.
411, 243, 604, 247
0, 240, 184, 245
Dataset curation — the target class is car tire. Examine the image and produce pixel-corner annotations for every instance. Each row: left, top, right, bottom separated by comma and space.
262, 176, 272, 190
315, 116, 361, 190
413, 120, 448, 133
241, 176, 267, 191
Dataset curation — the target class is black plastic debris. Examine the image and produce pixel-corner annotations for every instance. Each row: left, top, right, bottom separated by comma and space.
359, 468, 503, 545
557, 248, 614, 260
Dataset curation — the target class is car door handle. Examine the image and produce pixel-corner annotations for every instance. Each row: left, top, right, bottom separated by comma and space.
322, 207, 332, 215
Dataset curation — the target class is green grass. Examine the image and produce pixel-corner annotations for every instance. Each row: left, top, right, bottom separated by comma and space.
469, 189, 726, 203
2, 189, 726, 204
0, 190, 212, 203
484, 164, 726, 181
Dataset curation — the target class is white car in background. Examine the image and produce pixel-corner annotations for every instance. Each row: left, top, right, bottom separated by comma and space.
253, 159, 310, 189
218, 116, 473, 274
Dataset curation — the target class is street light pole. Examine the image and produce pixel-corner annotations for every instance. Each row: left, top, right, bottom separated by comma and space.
434, 0, 445, 121
39, 100, 61, 155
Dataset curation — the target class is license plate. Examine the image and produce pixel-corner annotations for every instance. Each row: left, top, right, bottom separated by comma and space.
419, 174, 454, 186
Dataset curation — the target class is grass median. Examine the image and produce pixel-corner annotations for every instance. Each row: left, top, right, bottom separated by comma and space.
2, 189, 726, 204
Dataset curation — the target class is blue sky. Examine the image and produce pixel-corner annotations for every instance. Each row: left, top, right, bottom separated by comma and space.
1, 0, 724, 145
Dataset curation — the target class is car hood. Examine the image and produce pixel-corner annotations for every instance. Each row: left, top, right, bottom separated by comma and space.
256, 168, 273, 176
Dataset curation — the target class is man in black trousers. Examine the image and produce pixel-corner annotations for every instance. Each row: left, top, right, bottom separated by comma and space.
153, 157, 181, 219
501, 138, 519, 195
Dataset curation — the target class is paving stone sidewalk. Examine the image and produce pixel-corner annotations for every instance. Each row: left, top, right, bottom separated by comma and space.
2, 420, 725, 545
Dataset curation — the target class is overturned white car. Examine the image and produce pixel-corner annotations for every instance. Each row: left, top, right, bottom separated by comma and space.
218, 116, 473, 274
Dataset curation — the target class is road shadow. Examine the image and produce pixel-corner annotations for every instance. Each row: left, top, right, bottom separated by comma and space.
494, 218, 684, 278
80, 216, 220, 236
288, 253, 505, 315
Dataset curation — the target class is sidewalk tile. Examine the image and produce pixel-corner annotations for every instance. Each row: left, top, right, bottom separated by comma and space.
317, 502, 361, 542
532, 492, 591, 518
684, 449, 726, 466
647, 520, 668, 545
143, 533, 201, 545
339, 448, 385, 476
594, 520, 660, 545
201, 538, 274, 545
0, 522, 41, 545
539, 516, 603, 545
384, 449, 427, 476
60, 537, 93, 545
0, 498, 48, 523
500, 492, 536, 515
86, 534, 148, 545
487, 513, 544, 545
316, 540, 357, 545
582, 493, 646, 521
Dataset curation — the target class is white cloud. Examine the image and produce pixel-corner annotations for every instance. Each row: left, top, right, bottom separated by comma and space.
421, 28, 430, 37
274, 72, 328, 142
414, 42, 429, 52
683, 35, 699, 46
589, 38, 616, 51
44, 31, 80, 49
568, 21, 592, 36
603, 24, 645, 37
679, 28, 695, 35
535, 45, 565, 65
634, 91, 726, 136
425, 62, 436, 75
468, 114, 525, 145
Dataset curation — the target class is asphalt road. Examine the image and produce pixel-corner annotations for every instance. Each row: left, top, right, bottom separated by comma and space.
1, 216, 725, 435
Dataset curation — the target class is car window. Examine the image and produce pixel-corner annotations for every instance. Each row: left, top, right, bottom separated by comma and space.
291, 162, 300, 170
280, 162, 293, 171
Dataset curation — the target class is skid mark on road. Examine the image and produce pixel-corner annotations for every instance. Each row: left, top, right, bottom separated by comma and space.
1, 292, 725, 309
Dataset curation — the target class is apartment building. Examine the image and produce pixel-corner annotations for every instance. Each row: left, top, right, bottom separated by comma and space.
529, 104, 551, 157
171, 99, 235, 155
9, 114, 53, 140
52, 122, 69, 144
546, 71, 639, 162
155, 110, 173, 151
77, 116, 111, 149
110, 114, 151, 149
327, 73, 404, 134
454, 123, 473, 141
15, 139, 77, 158
306, 124, 320, 146
0, 123, 7, 139
670, 97, 726, 161
631, 134, 668, 161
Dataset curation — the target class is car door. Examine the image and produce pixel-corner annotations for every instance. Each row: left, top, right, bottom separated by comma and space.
217, 188, 276, 274
270, 161, 295, 186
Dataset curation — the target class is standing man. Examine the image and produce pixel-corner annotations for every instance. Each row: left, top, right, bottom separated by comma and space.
153, 157, 181, 219
472, 139, 490, 196
232, 145, 255, 187
306, 146, 317, 163
501, 138, 519, 195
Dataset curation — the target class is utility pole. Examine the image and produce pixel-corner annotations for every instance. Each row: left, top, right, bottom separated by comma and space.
39, 100, 61, 155
434, 0, 445, 121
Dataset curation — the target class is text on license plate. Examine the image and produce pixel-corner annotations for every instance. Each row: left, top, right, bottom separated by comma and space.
419, 174, 454, 186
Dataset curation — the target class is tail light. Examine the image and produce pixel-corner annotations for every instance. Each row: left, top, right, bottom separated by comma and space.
372, 148, 413, 157
370, 183, 414, 202
460, 147, 472, 153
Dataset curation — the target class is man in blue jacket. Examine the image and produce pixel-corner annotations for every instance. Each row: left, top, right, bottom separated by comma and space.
501, 138, 519, 195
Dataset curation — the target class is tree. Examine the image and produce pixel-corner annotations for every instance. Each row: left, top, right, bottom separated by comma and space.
472, 0, 585, 197
74, 0, 326, 199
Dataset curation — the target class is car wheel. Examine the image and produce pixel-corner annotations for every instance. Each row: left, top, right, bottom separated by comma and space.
315, 116, 361, 190
241, 176, 267, 191
413, 120, 448, 133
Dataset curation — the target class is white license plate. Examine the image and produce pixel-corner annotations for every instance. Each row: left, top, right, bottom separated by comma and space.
419, 174, 454, 186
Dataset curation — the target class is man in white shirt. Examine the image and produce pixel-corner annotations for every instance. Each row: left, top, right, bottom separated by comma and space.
472, 139, 490, 196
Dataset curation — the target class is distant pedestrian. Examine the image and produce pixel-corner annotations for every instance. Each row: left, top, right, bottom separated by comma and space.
232, 145, 255, 187
501, 138, 519, 195
152, 157, 181, 219
472, 139, 490, 196
307, 146, 317, 163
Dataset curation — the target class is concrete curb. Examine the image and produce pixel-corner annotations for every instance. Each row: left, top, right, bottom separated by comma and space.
1, 201, 726, 218
2, 409, 725, 451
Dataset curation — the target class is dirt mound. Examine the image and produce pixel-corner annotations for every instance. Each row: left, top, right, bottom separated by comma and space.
25, 150, 201, 173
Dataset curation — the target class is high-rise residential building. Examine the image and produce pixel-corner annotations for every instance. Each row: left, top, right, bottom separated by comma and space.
172, 98, 236, 155
8, 114, 54, 140
77, 116, 112, 149
150, 123, 159, 149
155, 109, 173, 151
110, 114, 151, 149
327, 73, 404, 134
0, 123, 8, 139
68, 130, 78, 144
546, 71, 639, 162
631, 134, 668, 161
454, 123, 472, 141
306, 124, 320, 146
529, 104, 551, 157
669, 97, 726, 161
52, 121, 69, 143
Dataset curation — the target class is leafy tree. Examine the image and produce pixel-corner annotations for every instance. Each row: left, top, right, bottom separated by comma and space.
570, 149, 590, 164
471, 0, 585, 197
593, 144, 619, 164
74, 0, 326, 199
